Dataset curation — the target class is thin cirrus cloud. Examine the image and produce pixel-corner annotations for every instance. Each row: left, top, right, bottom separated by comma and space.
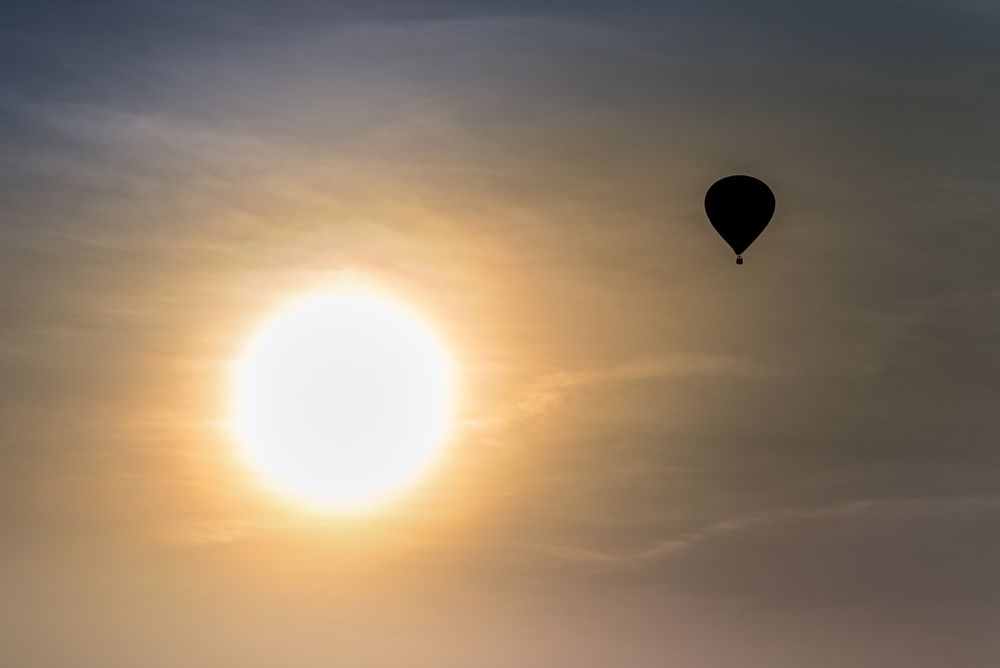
527, 494, 1000, 574
467, 353, 768, 435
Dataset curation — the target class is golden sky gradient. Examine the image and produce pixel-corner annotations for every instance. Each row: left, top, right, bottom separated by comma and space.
2, 2, 1000, 666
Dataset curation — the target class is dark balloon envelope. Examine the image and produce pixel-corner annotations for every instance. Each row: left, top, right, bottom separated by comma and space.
704, 175, 775, 264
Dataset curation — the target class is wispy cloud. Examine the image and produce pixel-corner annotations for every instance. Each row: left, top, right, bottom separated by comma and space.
528, 494, 1000, 573
467, 353, 767, 435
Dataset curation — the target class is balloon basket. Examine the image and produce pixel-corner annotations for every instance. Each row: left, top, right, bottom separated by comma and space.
736, 256, 743, 265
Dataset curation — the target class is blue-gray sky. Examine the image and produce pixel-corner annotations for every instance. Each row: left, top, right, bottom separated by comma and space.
2, 1, 999, 666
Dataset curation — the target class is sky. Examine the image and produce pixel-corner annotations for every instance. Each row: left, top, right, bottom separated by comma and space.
2, 1, 999, 665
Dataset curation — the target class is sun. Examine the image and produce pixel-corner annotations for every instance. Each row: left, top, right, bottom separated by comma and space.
230, 287, 457, 513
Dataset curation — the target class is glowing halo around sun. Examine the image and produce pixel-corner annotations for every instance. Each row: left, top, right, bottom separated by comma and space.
230, 287, 457, 514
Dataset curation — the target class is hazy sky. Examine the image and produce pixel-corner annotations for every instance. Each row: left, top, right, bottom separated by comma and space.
2, 1, 999, 666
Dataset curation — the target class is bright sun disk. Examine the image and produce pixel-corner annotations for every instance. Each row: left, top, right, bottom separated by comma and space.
230, 288, 457, 513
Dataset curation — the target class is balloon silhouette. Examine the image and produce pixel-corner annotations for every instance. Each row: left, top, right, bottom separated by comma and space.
704, 175, 775, 265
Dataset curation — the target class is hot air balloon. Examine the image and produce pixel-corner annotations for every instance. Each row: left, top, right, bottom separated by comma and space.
704, 175, 775, 265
